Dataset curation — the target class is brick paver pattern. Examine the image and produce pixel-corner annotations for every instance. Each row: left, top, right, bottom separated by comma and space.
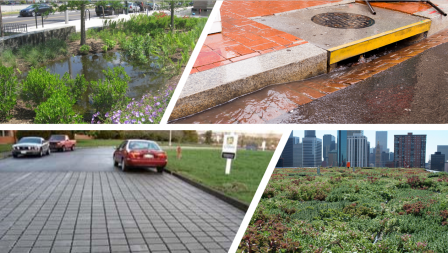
191, 1, 339, 73
176, 28, 448, 124
191, 0, 438, 74
0, 172, 244, 253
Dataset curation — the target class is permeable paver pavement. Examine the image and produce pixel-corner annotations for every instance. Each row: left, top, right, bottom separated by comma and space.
0, 171, 243, 253
174, 27, 448, 124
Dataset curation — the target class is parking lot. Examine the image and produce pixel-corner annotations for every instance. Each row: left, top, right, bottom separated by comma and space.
0, 148, 244, 253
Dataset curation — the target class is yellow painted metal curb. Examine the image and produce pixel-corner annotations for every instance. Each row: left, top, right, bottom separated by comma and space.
328, 19, 431, 65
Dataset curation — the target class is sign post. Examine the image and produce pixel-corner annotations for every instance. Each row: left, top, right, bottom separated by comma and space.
222, 134, 238, 175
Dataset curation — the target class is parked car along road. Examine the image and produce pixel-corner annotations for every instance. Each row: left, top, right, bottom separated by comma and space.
113, 139, 167, 172
128, 2, 141, 13
49, 135, 76, 152
145, 2, 159, 10
95, 3, 124, 16
19, 4, 53, 17
12, 137, 50, 158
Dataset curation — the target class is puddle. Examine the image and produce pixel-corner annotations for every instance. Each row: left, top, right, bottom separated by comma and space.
20, 51, 170, 117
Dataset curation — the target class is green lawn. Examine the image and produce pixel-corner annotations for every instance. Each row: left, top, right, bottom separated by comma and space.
165, 148, 274, 204
0, 144, 12, 153
76, 139, 123, 148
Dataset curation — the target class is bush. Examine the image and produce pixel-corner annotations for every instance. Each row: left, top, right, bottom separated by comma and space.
102, 45, 108, 52
79, 44, 90, 55
63, 73, 88, 102
21, 67, 66, 107
89, 67, 130, 115
0, 66, 18, 121
34, 92, 84, 124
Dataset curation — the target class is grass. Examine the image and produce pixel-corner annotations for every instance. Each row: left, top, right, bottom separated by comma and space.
0, 144, 12, 153
165, 148, 274, 204
76, 139, 123, 148
239, 167, 448, 252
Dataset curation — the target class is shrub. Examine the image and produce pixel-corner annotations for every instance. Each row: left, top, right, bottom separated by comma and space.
89, 67, 130, 115
0, 66, 18, 121
21, 67, 66, 107
104, 39, 116, 49
102, 45, 108, 52
34, 92, 84, 124
79, 44, 90, 55
63, 73, 88, 102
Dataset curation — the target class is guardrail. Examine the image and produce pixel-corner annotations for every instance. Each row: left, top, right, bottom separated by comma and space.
2, 23, 27, 34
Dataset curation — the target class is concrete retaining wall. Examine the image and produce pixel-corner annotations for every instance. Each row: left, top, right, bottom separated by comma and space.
0, 25, 75, 52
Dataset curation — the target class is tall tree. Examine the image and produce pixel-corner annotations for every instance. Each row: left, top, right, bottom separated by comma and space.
0, 5, 3, 37
58, 1, 90, 45
204, 131, 212, 145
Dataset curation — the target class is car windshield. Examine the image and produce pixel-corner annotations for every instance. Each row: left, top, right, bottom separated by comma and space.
128, 141, 161, 151
18, 138, 41, 144
50, 135, 65, 141
25, 5, 34, 9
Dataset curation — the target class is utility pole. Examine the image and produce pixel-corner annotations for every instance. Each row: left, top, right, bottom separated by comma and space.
65, 2, 69, 24
0, 5, 3, 37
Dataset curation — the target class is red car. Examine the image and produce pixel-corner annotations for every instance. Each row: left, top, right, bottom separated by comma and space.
113, 139, 167, 172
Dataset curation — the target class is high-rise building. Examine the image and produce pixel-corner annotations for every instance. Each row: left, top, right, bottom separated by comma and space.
394, 133, 426, 168
347, 133, 368, 167
303, 131, 322, 167
280, 131, 302, 167
431, 152, 445, 171
376, 131, 387, 152
323, 134, 336, 164
276, 155, 284, 167
337, 130, 362, 167
437, 145, 448, 162
305, 130, 316, 138
328, 150, 338, 167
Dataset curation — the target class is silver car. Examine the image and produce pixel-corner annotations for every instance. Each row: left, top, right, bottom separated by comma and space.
128, 2, 141, 12
12, 137, 51, 158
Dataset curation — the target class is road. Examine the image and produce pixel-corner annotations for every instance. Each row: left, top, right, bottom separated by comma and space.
3, 11, 88, 27
0, 148, 244, 253
276, 41, 448, 124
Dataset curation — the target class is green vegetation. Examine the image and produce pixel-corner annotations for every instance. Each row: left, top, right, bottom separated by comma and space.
76, 139, 123, 148
165, 148, 274, 204
240, 167, 448, 252
0, 144, 12, 153
0, 39, 68, 68
0, 66, 18, 121
79, 44, 90, 55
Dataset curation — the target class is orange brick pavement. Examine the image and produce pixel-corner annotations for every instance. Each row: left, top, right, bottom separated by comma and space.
191, 1, 337, 73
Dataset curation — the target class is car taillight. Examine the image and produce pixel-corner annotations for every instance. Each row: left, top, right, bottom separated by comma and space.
128, 151, 140, 158
158, 153, 167, 159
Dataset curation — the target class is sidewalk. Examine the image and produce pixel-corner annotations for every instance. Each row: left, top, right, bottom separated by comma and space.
169, 0, 448, 122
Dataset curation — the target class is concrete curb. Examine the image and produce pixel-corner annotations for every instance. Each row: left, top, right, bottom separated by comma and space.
164, 168, 249, 212
170, 43, 327, 120
0, 152, 11, 160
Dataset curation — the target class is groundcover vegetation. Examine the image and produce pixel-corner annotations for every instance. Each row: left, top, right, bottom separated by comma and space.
0, 13, 206, 124
239, 168, 448, 253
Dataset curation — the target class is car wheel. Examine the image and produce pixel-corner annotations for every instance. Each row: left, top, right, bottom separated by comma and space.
30, 12, 34, 17
12, 154, 18, 158
62, 146, 66, 152
46, 149, 51, 156
121, 159, 127, 172
113, 157, 118, 167
156, 167, 164, 173
71, 145, 75, 151
39, 149, 43, 157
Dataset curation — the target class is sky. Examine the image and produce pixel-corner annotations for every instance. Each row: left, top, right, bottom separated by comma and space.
292, 130, 448, 162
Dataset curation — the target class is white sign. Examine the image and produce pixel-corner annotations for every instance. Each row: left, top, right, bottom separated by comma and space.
222, 134, 238, 158
262, 141, 266, 151
222, 134, 238, 175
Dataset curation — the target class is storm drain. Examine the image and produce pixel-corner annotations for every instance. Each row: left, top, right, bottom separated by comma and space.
311, 12, 375, 29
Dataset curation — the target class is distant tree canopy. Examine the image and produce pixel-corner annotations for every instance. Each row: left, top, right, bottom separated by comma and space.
15, 131, 200, 144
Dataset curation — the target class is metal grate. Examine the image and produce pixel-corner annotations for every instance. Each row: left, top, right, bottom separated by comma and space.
2, 23, 28, 34
311, 12, 375, 29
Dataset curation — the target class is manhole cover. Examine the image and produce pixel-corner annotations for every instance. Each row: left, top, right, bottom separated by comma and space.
311, 12, 375, 29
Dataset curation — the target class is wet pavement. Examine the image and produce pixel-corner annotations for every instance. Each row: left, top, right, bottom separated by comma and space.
0, 148, 243, 253
279, 41, 448, 124
171, 28, 448, 124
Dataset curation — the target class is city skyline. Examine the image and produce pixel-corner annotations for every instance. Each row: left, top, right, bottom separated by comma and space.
292, 130, 447, 162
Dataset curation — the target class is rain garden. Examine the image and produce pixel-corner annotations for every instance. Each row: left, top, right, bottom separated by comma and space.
0, 12, 206, 124
239, 167, 448, 253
